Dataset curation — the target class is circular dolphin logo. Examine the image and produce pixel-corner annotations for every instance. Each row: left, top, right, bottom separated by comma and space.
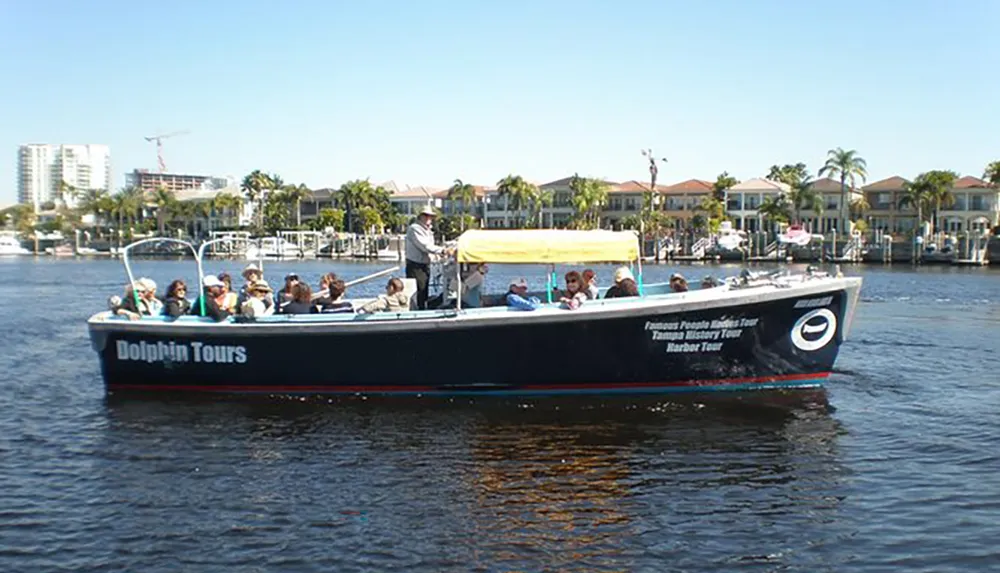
790, 308, 837, 351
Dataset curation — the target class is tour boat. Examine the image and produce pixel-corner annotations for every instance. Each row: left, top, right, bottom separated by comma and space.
87, 231, 862, 396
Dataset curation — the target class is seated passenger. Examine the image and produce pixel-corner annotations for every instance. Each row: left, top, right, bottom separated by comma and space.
461, 264, 487, 308
163, 279, 191, 318
190, 275, 232, 322
505, 278, 540, 311
116, 278, 163, 319
669, 273, 689, 293
359, 277, 410, 314
582, 269, 599, 300
604, 267, 639, 298
313, 272, 338, 305
559, 271, 588, 310
281, 282, 317, 315
320, 278, 353, 313
701, 275, 720, 289
237, 264, 268, 310
215, 272, 239, 313
241, 280, 275, 318
275, 273, 299, 311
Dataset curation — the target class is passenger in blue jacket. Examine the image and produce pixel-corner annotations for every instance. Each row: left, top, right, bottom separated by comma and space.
504, 278, 540, 311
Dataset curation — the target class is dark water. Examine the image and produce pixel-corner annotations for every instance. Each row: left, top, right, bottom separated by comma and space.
1, 257, 998, 572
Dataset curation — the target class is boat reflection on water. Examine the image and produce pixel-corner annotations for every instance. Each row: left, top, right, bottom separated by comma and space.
98, 391, 848, 570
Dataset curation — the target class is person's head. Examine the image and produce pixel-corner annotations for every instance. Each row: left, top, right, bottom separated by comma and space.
292, 282, 312, 304
582, 269, 596, 286
328, 278, 346, 301
509, 278, 528, 296
284, 273, 299, 292
670, 273, 688, 293
250, 280, 273, 300
386, 277, 404, 295
137, 278, 157, 300
701, 276, 717, 289
320, 272, 337, 289
166, 279, 187, 299
564, 271, 582, 294
417, 206, 437, 229
202, 275, 224, 296
217, 272, 232, 294
613, 266, 634, 285
242, 263, 262, 283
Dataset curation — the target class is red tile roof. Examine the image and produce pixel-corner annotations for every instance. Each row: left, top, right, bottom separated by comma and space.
433, 185, 491, 199
953, 175, 988, 189
862, 176, 910, 191
539, 175, 618, 188
661, 179, 713, 194
808, 177, 859, 192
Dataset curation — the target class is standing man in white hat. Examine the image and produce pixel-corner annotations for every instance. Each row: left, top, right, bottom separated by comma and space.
404, 205, 449, 309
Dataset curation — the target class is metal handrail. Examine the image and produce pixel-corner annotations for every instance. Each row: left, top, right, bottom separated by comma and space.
121, 238, 199, 311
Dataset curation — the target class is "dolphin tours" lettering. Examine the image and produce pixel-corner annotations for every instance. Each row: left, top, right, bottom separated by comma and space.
115, 340, 248, 364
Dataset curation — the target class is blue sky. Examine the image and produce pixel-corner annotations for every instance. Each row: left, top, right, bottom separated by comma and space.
1, 0, 997, 204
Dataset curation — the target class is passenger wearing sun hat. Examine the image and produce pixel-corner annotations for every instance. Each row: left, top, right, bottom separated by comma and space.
240, 279, 275, 318
189, 274, 232, 321
237, 262, 273, 313
604, 266, 639, 299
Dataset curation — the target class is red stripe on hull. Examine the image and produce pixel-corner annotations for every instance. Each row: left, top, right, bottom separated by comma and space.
108, 372, 830, 394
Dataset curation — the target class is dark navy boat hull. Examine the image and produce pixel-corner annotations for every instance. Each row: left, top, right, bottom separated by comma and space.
89, 283, 857, 396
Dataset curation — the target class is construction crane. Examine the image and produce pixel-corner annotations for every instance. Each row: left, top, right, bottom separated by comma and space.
143, 130, 190, 173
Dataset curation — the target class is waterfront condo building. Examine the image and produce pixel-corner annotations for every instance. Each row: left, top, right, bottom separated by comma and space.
17, 144, 112, 212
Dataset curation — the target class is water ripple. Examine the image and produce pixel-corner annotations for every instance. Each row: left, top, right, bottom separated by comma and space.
0, 260, 998, 572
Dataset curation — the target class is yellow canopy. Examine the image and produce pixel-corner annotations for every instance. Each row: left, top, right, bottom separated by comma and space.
456, 230, 640, 264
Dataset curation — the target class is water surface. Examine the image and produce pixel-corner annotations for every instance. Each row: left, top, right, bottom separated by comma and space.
1, 258, 998, 572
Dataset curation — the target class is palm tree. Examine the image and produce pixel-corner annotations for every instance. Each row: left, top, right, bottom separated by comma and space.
281, 183, 313, 228
447, 179, 478, 231
149, 187, 177, 234
58, 180, 80, 208
920, 170, 958, 234
241, 170, 274, 232
712, 172, 739, 202
212, 192, 243, 228
336, 179, 377, 234
849, 195, 871, 223
696, 196, 727, 233
568, 174, 610, 229
533, 188, 554, 229
758, 196, 792, 228
4, 204, 37, 236
899, 177, 933, 239
496, 175, 537, 228
77, 189, 113, 236
766, 163, 809, 188
984, 160, 1000, 187
787, 178, 823, 224
818, 148, 868, 235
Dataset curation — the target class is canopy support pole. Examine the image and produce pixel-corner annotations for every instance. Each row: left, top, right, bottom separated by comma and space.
636, 250, 645, 296
547, 265, 555, 304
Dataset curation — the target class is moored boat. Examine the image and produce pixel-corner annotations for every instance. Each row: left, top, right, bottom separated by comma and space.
0, 235, 31, 256
88, 231, 862, 396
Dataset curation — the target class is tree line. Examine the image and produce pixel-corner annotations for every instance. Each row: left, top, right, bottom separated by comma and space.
4, 155, 999, 243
